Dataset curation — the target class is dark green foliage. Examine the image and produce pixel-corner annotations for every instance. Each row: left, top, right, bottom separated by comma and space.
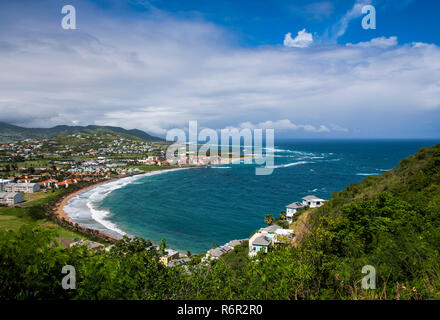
26, 205, 47, 220
1, 143, 440, 299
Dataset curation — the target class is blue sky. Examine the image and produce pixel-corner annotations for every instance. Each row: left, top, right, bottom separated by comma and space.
139, 0, 440, 47
0, 0, 439, 138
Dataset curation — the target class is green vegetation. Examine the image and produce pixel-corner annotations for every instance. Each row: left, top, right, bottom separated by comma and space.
0, 122, 163, 143
1, 143, 440, 299
0, 183, 103, 243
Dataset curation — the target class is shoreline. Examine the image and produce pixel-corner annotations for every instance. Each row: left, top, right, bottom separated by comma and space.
52, 166, 200, 244
53, 176, 125, 242
52, 158, 261, 251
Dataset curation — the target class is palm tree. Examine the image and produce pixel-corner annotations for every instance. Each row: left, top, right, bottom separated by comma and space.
264, 214, 274, 226
280, 210, 286, 220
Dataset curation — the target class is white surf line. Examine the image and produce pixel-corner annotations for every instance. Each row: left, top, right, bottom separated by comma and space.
64, 167, 194, 238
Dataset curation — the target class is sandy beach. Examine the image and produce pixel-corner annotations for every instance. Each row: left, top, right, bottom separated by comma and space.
53, 177, 124, 242
54, 178, 120, 222
52, 166, 195, 242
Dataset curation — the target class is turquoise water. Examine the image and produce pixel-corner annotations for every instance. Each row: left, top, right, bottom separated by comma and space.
66, 139, 438, 254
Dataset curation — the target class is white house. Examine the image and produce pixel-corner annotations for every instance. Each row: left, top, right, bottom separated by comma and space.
0, 179, 13, 192
302, 195, 325, 208
203, 239, 246, 261
285, 201, 305, 224
5, 182, 40, 193
0, 192, 24, 206
248, 232, 271, 257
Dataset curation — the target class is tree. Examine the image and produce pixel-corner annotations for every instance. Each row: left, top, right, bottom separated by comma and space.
279, 210, 286, 220
264, 214, 274, 226
159, 238, 168, 255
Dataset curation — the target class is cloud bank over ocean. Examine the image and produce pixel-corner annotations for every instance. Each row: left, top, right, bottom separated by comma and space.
0, 0, 439, 138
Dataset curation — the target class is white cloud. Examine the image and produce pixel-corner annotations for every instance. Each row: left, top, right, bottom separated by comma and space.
412, 42, 435, 48
0, 1, 439, 138
346, 36, 398, 48
283, 29, 313, 48
329, 124, 349, 132
237, 120, 330, 133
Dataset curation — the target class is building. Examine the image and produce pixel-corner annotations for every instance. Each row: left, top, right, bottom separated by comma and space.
285, 201, 305, 224
203, 239, 247, 261
160, 248, 180, 266
259, 225, 280, 240
5, 182, 40, 193
0, 192, 24, 206
248, 233, 271, 257
248, 225, 296, 257
0, 179, 13, 192
167, 257, 191, 267
302, 195, 326, 208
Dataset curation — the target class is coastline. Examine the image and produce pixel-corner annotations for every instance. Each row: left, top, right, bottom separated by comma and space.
52, 156, 270, 250
52, 166, 200, 244
53, 176, 125, 242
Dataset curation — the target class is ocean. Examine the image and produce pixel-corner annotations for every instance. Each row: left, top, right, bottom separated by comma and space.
64, 139, 438, 254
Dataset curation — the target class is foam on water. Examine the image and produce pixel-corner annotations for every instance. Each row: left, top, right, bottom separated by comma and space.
63, 140, 435, 253
267, 161, 314, 169
64, 167, 191, 238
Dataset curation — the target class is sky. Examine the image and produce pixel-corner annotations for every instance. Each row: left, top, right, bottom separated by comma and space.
0, 0, 439, 138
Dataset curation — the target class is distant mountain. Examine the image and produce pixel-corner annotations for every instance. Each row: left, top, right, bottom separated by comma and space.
0, 122, 164, 143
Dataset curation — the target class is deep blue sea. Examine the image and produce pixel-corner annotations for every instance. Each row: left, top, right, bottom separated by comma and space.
64, 139, 438, 254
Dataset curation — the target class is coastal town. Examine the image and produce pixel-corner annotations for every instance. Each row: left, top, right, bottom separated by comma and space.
0, 131, 230, 205
0, 128, 326, 267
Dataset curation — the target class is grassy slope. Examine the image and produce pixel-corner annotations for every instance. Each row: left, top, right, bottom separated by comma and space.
0, 188, 91, 243
298, 142, 440, 298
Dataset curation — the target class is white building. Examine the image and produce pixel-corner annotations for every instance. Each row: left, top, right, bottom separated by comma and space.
302, 195, 325, 208
0, 179, 13, 192
285, 201, 305, 224
248, 232, 271, 257
0, 192, 24, 206
249, 225, 296, 257
203, 239, 247, 261
5, 182, 40, 193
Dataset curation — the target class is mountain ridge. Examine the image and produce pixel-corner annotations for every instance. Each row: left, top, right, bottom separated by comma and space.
0, 121, 164, 143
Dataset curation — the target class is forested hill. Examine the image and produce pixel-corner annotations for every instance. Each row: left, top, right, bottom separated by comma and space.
299, 142, 440, 299
0, 143, 439, 299
0, 122, 164, 143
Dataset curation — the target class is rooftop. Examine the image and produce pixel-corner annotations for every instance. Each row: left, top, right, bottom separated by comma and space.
252, 235, 271, 246
302, 195, 324, 201
259, 224, 280, 233
286, 201, 305, 209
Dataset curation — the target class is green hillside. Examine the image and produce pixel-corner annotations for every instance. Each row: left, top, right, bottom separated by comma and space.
1, 143, 439, 299
0, 122, 163, 143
